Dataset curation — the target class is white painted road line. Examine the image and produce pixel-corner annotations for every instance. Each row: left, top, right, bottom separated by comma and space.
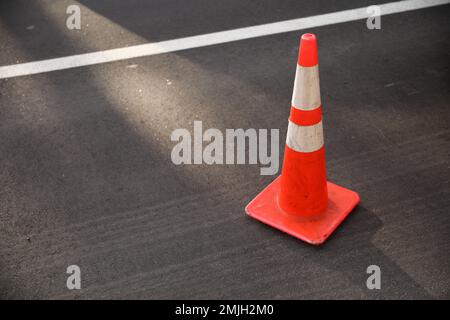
0, 0, 449, 79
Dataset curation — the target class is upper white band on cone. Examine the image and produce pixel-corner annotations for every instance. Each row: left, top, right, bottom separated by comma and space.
286, 120, 324, 153
291, 65, 321, 110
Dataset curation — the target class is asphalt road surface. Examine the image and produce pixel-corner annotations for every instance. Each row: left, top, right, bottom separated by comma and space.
0, 0, 449, 299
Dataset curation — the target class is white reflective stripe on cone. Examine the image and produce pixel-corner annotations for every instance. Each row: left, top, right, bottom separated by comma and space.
286, 120, 324, 153
291, 65, 321, 110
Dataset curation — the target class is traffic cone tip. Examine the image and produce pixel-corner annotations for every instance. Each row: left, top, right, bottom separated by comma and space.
298, 33, 318, 67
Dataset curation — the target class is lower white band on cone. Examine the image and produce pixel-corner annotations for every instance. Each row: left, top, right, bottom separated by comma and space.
291, 65, 321, 110
286, 120, 324, 153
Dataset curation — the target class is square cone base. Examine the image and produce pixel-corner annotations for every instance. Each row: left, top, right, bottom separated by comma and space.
246, 176, 360, 245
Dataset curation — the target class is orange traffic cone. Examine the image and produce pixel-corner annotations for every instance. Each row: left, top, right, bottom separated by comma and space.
246, 33, 360, 245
